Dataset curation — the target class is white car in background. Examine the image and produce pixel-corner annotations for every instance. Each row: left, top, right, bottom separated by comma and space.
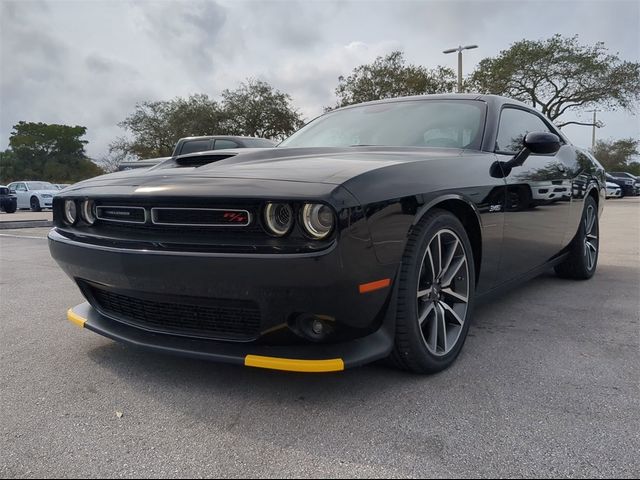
606, 181, 622, 199
6, 181, 59, 211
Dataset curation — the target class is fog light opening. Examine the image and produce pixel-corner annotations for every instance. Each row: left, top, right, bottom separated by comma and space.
290, 313, 335, 342
311, 319, 324, 335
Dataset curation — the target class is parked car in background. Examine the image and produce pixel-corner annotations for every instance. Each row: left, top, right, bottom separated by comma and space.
54, 184, 71, 190
118, 157, 172, 171
608, 171, 639, 196
171, 135, 276, 156
50, 94, 605, 374
0, 185, 17, 213
6, 181, 59, 211
606, 181, 622, 198
117, 136, 276, 171
605, 173, 629, 198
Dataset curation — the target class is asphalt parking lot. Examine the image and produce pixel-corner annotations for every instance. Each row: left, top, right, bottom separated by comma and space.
1, 198, 638, 478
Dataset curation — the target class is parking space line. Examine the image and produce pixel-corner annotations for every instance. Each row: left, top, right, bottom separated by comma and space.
0, 233, 48, 240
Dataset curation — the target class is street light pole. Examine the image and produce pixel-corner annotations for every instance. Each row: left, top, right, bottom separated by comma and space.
590, 109, 599, 150
443, 44, 478, 93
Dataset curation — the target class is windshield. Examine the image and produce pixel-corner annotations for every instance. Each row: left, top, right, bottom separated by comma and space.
279, 99, 486, 150
27, 182, 55, 190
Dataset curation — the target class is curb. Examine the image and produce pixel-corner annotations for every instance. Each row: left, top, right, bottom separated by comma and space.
0, 220, 53, 230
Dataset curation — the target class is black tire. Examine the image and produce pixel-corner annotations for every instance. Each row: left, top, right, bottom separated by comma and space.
30, 196, 42, 212
555, 196, 599, 280
3, 203, 17, 213
391, 209, 476, 374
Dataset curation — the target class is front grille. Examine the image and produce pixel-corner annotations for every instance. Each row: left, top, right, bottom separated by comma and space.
151, 207, 251, 226
88, 284, 261, 341
96, 206, 146, 223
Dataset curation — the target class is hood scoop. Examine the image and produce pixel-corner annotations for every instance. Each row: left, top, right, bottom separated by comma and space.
173, 152, 238, 168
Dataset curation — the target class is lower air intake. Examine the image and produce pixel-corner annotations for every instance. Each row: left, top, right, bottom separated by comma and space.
87, 284, 261, 342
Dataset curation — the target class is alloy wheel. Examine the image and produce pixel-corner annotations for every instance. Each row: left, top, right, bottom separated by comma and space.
416, 229, 470, 356
583, 204, 598, 271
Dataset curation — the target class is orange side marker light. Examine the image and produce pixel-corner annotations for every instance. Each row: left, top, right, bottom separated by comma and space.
359, 278, 391, 294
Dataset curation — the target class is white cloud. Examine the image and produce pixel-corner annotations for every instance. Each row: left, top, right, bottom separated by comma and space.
1, 0, 638, 158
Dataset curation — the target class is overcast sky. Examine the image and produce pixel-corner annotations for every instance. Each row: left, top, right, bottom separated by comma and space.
1, 0, 638, 159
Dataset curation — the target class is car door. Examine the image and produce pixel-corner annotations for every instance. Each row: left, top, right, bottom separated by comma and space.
494, 107, 572, 282
12, 182, 29, 209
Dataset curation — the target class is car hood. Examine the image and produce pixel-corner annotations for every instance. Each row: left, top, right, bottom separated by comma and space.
606, 182, 620, 188
69, 146, 470, 189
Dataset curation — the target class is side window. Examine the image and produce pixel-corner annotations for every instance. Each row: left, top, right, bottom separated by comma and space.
213, 139, 239, 150
495, 108, 550, 153
15, 183, 27, 192
179, 139, 212, 155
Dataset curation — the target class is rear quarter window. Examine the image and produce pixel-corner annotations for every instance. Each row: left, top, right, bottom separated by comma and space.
213, 139, 240, 150
179, 139, 212, 155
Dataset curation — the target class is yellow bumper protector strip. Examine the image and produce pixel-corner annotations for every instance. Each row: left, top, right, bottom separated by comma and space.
245, 355, 344, 373
67, 309, 87, 328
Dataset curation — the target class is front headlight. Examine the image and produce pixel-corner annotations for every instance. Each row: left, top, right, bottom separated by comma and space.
625, 180, 633, 185
41, 194, 53, 198
301, 203, 335, 239
64, 200, 77, 225
81, 200, 96, 225
264, 203, 294, 236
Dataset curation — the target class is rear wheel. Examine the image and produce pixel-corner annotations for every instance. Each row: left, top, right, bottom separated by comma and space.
392, 209, 475, 374
30, 196, 41, 212
555, 196, 599, 280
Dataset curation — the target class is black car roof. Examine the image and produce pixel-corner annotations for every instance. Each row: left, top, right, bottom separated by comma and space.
178, 135, 274, 142
332, 93, 532, 112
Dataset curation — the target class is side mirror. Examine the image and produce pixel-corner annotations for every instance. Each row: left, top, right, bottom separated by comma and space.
523, 132, 561, 155
491, 132, 561, 178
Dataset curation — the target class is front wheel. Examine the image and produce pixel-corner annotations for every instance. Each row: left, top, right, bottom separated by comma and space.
392, 209, 475, 374
555, 196, 599, 280
3, 202, 17, 213
30, 196, 42, 212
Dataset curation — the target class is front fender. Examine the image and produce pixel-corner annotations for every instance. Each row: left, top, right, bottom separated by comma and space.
412, 193, 482, 227
359, 191, 484, 265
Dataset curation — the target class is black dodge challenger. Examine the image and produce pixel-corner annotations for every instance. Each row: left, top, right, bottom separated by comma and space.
49, 94, 605, 373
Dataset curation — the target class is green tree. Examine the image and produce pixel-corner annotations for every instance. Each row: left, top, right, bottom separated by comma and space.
96, 139, 136, 173
593, 138, 640, 175
471, 35, 640, 127
221, 79, 304, 139
0, 149, 18, 184
114, 94, 225, 158
2, 121, 102, 183
332, 51, 456, 108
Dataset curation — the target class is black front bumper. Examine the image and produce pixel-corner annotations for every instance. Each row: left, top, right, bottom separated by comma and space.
68, 302, 393, 372
50, 228, 398, 371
